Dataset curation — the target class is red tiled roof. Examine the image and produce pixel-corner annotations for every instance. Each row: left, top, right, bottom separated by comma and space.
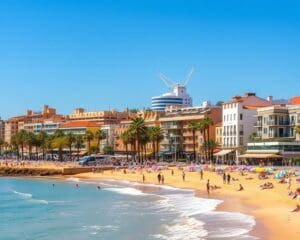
60, 121, 100, 129
290, 97, 300, 105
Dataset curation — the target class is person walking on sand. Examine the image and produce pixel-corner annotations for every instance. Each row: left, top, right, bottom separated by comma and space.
200, 169, 203, 180
238, 184, 244, 191
157, 173, 161, 184
287, 175, 292, 190
227, 174, 231, 184
182, 171, 186, 182
171, 169, 174, 176
206, 180, 210, 194
223, 173, 226, 184
143, 174, 146, 183
161, 175, 165, 184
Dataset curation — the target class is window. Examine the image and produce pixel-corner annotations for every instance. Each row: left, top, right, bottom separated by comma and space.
240, 114, 243, 120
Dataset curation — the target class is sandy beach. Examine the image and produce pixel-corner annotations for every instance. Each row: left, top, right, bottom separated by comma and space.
1, 161, 299, 239
75, 167, 300, 240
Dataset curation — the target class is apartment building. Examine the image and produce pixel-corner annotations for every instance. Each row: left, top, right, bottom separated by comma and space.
159, 103, 222, 160
68, 108, 132, 125
4, 105, 65, 142
221, 93, 272, 163
240, 103, 300, 165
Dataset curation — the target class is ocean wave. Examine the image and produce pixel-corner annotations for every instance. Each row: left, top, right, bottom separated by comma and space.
82, 225, 119, 235
103, 187, 149, 196
13, 190, 32, 198
12, 190, 48, 205
65, 177, 81, 182
151, 217, 207, 240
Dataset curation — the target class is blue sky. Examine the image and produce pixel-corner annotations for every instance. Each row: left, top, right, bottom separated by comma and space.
0, 0, 299, 119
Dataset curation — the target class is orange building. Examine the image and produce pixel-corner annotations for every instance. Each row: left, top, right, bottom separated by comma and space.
159, 104, 222, 159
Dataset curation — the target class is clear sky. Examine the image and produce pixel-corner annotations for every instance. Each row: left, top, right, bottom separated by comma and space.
0, 0, 299, 119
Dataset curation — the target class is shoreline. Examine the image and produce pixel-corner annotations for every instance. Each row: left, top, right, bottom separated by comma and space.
1, 166, 299, 240
74, 168, 299, 240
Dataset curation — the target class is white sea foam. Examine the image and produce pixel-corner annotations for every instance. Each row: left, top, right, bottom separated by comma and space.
82, 225, 119, 235
104, 187, 149, 196
152, 217, 207, 240
13, 190, 32, 198
65, 177, 81, 182
13, 190, 49, 205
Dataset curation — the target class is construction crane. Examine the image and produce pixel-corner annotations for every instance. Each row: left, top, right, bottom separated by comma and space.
158, 67, 195, 90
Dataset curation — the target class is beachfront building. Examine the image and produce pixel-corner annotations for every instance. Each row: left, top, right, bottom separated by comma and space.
0, 119, 5, 141
215, 122, 222, 146
151, 84, 193, 112
159, 102, 222, 160
23, 121, 61, 135
4, 105, 65, 142
240, 102, 300, 165
220, 93, 272, 164
114, 110, 161, 156
67, 108, 132, 125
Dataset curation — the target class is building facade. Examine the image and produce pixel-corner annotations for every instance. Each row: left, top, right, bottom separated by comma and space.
151, 84, 193, 111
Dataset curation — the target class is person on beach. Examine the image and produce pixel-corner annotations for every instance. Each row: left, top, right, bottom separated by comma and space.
227, 174, 231, 184
97, 186, 101, 190
171, 169, 174, 176
291, 204, 300, 212
161, 175, 165, 184
182, 171, 186, 182
200, 169, 203, 180
238, 184, 244, 191
223, 173, 226, 184
206, 180, 210, 194
157, 173, 161, 184
287, 176, 292, 190
142, 174, 146, 183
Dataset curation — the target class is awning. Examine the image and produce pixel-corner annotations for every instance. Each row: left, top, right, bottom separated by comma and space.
214, 149, 234, 157
239, 153, 282, 159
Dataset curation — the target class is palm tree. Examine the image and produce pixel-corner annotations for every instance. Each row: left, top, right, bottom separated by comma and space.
148, 126, 164, 161
0, 137, 4, 156
188, 122, 200, 161
51, 136, 67, 161
129, 117, 147, 162
25, 132, 36, 160
84, 130, 94, 155
206, 140, 219, 163
295, 126, 300, 140
10, 135, 19, 159
3, 142, 9, 159
15, 130, 27, 160
75, 135, 84, 161
200, 118, 214, 161
37, 131, 48, 160
140, 127, 150, 161
66, 132, 76, 161
121, 130, 130, 161
95, 129, 106, 153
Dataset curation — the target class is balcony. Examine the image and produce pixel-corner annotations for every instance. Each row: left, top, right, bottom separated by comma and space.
254, 121, 262, 127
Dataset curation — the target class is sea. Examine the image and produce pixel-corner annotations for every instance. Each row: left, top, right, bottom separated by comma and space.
0, 177, 257, 240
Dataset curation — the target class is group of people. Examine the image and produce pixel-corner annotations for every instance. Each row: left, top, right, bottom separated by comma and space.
157, 173, 165, 184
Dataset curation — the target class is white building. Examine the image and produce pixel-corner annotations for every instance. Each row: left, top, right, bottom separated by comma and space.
151, 84, 193, 111
221, 93, 272, 163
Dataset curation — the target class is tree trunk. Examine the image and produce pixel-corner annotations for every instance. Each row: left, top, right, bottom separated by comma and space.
125, 144, 128, 161
77, 147, 80, 161
193, 130, 196, 162
69, 145, 72, 162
